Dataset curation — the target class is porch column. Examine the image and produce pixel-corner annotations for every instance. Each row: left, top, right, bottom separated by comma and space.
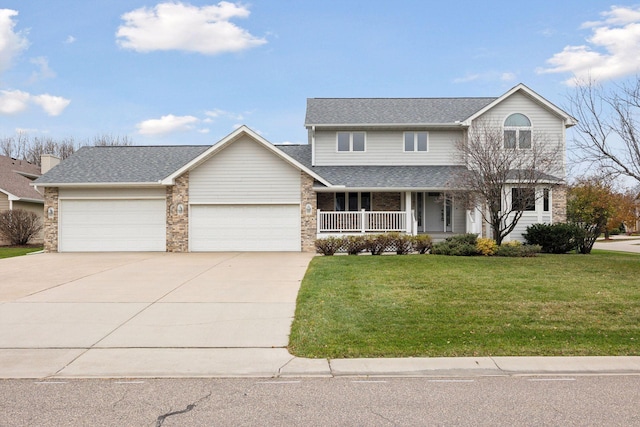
405, 192, 412, 234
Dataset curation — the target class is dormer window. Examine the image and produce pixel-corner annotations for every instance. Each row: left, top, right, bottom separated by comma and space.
337, 132, 366, 152
504, 113, 531, 149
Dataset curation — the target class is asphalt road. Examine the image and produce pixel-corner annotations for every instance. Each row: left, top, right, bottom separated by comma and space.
1, 375, 638, 426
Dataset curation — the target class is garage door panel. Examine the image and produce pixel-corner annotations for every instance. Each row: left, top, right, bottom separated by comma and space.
190, 205, 300, 252
60, 199, 166, 252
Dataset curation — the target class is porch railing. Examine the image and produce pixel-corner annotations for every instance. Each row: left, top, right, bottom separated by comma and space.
317, 210, 406, 233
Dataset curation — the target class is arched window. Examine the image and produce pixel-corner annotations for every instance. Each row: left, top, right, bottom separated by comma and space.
504, 113, 531, 149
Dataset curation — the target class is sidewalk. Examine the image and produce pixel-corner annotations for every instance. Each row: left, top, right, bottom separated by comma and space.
593, 236, 640, 254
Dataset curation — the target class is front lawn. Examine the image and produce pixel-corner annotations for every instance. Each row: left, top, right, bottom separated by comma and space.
0, 246, 43, 259
289, 251, 640, 358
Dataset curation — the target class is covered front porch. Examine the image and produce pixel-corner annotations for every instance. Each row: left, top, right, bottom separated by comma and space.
316, 191, 482, 238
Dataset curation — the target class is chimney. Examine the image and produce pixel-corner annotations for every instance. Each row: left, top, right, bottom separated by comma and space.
41, 154, 60, 174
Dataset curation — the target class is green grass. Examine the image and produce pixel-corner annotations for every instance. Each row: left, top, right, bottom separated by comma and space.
0, 246, 43, 259
289, 251, 640, 358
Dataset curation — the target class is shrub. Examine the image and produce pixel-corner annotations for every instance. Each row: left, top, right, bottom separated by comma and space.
343, 235, 367, 255
431, 233, 480, 256
385, 232, 413, 255
365, 233, 393, 255
0, 209, 42, 246
476, 238, 498, 256
412, 234, 432, 254
314, 237, 343, 256
523, 223, 582, 254
495, 241, 541, 257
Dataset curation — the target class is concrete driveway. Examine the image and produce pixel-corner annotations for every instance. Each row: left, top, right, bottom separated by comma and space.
0, 252, 315, 378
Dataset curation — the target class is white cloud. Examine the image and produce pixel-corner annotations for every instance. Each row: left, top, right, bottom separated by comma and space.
539, 6, 640, 84
0, 89, 69, 116
500, 72, 517, 82
0, 9, 29, 73
116, 1, 266, 54
204, 108, 244, 121
29, 56, 56, 82
453, 73, 480, 84
0, 89, 29, 114
197, 128, 210, 134
32, 94, 71, 116
137, 114, 199, 135
65, 35, 76, 44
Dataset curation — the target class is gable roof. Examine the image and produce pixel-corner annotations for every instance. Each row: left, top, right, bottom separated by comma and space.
305, 97, 497, 126
34, 145, 209, 186
462, 83, 577, 127
162, 125, 332, 186
0, 155, 43, 202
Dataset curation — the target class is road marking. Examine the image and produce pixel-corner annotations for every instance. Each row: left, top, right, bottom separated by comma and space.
427, 379, 475, 383
257, 381, 301, 384
528, 378, 576, 382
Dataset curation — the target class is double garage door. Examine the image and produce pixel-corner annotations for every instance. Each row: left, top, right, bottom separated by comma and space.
58, 200, 300, 252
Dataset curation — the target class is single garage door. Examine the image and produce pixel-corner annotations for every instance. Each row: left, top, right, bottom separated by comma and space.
59, 199, 166, 252
190, 204, 300, 251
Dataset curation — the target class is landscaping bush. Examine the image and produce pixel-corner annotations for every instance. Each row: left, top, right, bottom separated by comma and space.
431, 233, 480, 256
386, 232, 414, 255
495, 240, 541, 257
523, 223, 582, 254
343, 235, 367, 255
365, 233, 394, 255
476, 237, 498, 256
0, 209, 42, 246
412, 234, 432, 254
314, 237, 343, 256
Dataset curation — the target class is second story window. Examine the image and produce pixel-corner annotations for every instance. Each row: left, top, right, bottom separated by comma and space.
504, 113, 531, 149
404, 132, 428, 152
337, 132, 366, 152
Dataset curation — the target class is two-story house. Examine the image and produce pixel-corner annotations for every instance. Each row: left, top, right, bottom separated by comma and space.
34, 83, 574, 252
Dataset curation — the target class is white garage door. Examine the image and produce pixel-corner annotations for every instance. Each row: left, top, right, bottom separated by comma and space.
190, 204, 300, 251
59, 199, 166, 252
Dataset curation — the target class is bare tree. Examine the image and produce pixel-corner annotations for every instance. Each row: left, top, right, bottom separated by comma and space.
567, 77, 640, 184
454, 120, 564, 245
0, 133, 134, 166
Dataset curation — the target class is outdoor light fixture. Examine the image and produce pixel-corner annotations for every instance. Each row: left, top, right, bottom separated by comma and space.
47, 207, 54, 219
305, 203, 312, 215
177, 203, 184, 215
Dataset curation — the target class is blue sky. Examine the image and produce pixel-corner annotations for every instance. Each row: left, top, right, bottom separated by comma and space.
1, 1, 639, 147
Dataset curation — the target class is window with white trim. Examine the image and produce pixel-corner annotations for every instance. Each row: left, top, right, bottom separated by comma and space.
337, 132, 366, 152
504, 113, 532, 149
512, 187, 536, 211
404, 132, 428, 152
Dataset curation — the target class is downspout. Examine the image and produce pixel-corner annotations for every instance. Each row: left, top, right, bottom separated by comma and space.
311, 126, 316, 166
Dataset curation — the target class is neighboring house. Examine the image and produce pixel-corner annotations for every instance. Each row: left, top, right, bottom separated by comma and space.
34, 83, 575, 253
0, 155, 57, 245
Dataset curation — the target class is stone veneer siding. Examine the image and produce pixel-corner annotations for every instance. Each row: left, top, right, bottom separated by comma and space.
552, 185, 567, 223
300, 172, 317, 252
166, 172, 189, 252
43, 187, 59, 252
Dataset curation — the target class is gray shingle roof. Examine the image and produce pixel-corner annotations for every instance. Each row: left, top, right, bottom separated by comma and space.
305, 97, 497, 126
276, 144, 467, 189
34, 145, 210, 184
0, 155, 43, 201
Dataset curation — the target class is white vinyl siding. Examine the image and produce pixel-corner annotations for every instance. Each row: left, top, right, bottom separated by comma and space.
476, 92, 565, 176
59, 199, 166, 252
0, 193, 9, 210
190, 135, 301, 204
58, 187, 166, 199
190, 205, 300, 251
314, 129, 464, 165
